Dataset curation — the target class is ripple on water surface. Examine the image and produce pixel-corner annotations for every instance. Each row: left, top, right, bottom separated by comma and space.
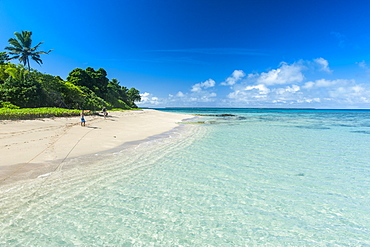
1, 109, 370, 246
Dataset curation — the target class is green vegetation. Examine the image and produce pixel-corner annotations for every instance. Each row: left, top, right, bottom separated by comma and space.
110, 108, 141, 111
0, 31, 142, 120
0, 107, 92, 120
0, 52, 9, 65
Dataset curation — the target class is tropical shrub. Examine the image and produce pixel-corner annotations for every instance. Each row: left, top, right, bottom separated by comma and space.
0, 101, 20, 109
0, 107, 92, 120
0, 76, 42, 108
0, 63, 141, 111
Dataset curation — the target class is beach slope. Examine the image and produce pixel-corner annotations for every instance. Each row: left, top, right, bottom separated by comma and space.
0, 109, 188, 184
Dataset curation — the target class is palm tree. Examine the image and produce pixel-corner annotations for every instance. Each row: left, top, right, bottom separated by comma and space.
127, 88, 141, 107
5, 31, 53, 70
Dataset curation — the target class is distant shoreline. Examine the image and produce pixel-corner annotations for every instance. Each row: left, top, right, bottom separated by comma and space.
153, 107, 370, 111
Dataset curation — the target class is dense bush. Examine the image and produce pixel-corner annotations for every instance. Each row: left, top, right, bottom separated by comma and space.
0, 64, 141, 111
0, 101, 19, 109
0, 107, 93, 120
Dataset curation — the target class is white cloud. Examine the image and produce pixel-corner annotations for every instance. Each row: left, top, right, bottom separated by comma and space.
191, 79, 215, 92
199, 93, 217, 102
226, 84, 271, 102
166, 80, 218, 105
303, 81, 315, 89
139, 92, 151, 102
174, 91, 217, 103
245, 84, 270, 94
352, 85, 363, 93
314, 58, 332, 73
223, 58, 370, 107
303, 79, 350, 89
357, 60, 370, 73
296, 98, 321, 103
176, 91, 185, 97
275, 85, 300, 95
329, 85, 370, 103
287, 85, 300, 93
256, 62, 305, 85
139, 58, 370, 108
316, 79, 342, 87
221, 70, 246, 86
138, 92, 162, 105
226, 62, 307, 105
357, 60, 367, 69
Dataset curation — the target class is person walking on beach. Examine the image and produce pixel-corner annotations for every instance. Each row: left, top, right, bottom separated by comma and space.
80, 111, 86, 126
102, 107, 108, 119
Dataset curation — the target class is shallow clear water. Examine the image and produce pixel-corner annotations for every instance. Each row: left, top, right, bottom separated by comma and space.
1, 108, 370, 246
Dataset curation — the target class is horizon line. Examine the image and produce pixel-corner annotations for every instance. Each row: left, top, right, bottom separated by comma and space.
144, 107, 370, 111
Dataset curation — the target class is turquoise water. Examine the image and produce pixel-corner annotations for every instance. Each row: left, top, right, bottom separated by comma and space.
1, 108, 370, 246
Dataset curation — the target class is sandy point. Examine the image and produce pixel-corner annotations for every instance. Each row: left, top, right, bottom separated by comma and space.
0, 109, 190, 185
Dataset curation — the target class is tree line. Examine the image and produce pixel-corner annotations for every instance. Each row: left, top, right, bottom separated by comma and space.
0, 31, 141, 110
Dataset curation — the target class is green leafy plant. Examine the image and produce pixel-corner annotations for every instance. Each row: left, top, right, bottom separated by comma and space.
0, 107, 92, 120
0, 101, 20, 109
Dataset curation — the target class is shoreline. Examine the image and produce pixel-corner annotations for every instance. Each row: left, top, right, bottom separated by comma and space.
0, 109, 191, 185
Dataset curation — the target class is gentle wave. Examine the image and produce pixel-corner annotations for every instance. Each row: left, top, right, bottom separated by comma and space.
1, 109, 370, 246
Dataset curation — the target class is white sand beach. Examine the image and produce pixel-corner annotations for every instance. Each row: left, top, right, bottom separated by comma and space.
0, 109, 189, 184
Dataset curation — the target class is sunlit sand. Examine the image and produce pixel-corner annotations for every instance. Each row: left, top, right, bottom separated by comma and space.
0, 109, 189, 184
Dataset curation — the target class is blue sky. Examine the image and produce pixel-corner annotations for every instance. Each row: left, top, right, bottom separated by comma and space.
1, 0, 370, 108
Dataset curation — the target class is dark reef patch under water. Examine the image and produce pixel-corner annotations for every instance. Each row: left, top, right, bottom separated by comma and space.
351, 130, 370, 134
294, 125, 331, 130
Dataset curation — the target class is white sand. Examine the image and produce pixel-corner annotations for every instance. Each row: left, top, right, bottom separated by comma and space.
0, 109, 190, 184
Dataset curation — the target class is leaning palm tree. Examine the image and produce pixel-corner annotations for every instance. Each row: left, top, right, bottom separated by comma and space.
5, 31, 53, 70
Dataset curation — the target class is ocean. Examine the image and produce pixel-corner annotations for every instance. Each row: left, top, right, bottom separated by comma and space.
1, 108, 370, 246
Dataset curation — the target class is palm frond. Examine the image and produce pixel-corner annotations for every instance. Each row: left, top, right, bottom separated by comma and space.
4, 46, 22, 53
31, 41, 44, 51
32, 56, 43, 65
14, 31, 32, 48
32, 54, 41, 60
7, 38, 23, 50
7, 51, 21, 55
22, 31, 33, 48
14, 32, 25, 46
35, 50, 51, 55
7, 55, 20, 61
